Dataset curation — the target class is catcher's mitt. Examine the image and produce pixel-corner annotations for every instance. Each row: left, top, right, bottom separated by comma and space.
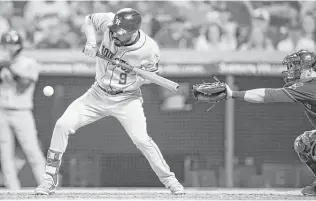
192, 77, 227, 111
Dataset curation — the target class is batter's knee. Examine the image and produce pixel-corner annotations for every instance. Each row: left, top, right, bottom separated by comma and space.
54, 118, 76, 136
50, 118, 76, 153
132, 136, 152, 150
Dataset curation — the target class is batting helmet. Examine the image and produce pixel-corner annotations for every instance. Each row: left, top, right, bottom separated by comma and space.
108, 8, 142, 35
1, 30, 23, 46
1, 30, 23, 57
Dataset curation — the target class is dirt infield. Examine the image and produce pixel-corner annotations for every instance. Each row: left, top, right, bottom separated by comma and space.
0, 188, 315, 200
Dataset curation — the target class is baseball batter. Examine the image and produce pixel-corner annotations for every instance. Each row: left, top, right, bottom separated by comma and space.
0, 30, 45, 190
35, 8, 184, 195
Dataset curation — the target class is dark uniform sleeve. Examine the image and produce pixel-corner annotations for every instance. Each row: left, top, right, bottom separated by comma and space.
281, 82, 316, 102
264, 88, 294, 102
281, 81, 316, 128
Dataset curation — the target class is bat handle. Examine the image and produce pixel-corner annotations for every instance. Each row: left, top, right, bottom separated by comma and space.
96, 53, 122, 66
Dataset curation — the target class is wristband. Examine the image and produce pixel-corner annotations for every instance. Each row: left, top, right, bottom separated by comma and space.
232, 91, 246, 100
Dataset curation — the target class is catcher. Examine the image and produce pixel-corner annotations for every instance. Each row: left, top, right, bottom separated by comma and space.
193, 49, 316, 196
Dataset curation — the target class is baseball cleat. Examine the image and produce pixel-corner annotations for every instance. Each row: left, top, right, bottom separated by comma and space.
168, 182, 185, 195
302, 182, 316, 196
34, 174, 57, 195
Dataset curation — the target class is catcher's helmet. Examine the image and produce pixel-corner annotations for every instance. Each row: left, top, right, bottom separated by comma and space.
108, 8, 142, 35
282, 50, 316, 83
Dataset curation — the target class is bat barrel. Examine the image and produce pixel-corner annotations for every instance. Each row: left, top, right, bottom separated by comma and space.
164, 79, 179, 92
132, 68, 179, 92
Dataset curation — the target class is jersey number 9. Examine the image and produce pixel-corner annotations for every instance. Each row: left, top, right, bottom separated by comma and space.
119, 73, 127, 85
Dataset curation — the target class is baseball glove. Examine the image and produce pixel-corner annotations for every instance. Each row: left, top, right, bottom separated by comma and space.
192, 77, 227, 110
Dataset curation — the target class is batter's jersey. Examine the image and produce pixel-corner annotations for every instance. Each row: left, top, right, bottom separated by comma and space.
89, 12, 160, 93
0, 56, 40, 109
282, 79, 316, 127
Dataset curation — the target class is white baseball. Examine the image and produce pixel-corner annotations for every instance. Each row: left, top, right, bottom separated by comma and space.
43, 86, 54, 96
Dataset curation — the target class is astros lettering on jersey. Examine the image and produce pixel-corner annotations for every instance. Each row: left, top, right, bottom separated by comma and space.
90, 12, 160, 93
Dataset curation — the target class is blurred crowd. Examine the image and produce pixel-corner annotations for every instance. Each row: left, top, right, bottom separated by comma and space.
1, 0, 316, 52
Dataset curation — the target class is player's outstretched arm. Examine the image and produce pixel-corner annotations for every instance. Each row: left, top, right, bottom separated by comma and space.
226, 85, 295, 103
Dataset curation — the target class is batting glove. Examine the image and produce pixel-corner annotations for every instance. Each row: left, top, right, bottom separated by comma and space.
83, 42, 98, 58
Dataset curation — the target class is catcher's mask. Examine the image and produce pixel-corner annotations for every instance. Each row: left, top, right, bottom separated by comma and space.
108, 8, 142, 47
282, 50, 316, 83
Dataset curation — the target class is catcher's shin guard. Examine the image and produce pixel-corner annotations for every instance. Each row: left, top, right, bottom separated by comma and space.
305, 156, 316, 177
294, 136, 316, 176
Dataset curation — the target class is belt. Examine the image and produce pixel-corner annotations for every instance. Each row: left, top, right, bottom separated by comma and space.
97, 84, 123, 95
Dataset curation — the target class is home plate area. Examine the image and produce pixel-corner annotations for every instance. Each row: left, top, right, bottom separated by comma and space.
0, 187, 315, 201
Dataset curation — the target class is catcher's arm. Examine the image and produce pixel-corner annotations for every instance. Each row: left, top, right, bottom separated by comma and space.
192, 77, 294, 111
230, 88, 294, 103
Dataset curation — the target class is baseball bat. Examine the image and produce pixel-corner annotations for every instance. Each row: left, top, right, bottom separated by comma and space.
96, 52, 179, 92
